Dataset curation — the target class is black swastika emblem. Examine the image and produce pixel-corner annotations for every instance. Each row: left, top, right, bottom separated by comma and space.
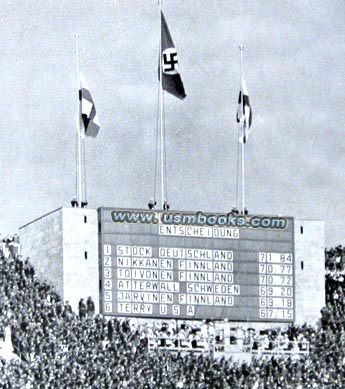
162, 48, 179, 75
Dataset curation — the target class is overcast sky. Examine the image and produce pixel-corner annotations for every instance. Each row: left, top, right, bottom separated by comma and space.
0, 0, 344, 246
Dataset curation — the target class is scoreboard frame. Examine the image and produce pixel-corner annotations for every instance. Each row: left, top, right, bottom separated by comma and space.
98, 208, 295, 323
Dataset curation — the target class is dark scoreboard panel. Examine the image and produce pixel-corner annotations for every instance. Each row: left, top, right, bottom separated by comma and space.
98, 208, 295, 322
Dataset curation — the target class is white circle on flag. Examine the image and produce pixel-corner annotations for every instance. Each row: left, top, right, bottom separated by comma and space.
162, 48, 179, 75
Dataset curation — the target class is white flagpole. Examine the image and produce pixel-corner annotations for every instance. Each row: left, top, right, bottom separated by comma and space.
75, 34, 82, 206
159, 0, 165, 210
236, 117, 241, 211
239, 45, 245, 214
83, 140, 87, 205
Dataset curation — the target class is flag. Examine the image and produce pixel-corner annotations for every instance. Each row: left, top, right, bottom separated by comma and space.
159, 11, 186, 100
79, 77, 100, 138
236, 77, 252, 143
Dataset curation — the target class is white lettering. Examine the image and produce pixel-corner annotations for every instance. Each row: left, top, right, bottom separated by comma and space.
173, 305, 180, 315
159, 247, 185, 258
186, 249, 212, 259
159, 259, 174, 269
186, 272, 213, 282
214, 295, 234, 306
213, 284, 240, 295
160, 270, 173, 281
159, 225, 185, 236
212, 227, 239, 239
118, 303, 131, 313
213, 250, 233, 260
132, 303, 152, 314
160, 293, 173, 304
117, 245, 130, 256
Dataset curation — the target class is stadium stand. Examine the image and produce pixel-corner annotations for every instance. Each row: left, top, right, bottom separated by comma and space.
0, 242, 344, 387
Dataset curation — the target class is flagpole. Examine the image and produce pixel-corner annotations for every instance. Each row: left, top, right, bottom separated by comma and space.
239, 45, 245, 214
236, 119, 240, 210
83, 140, 87, 205
159, 0, 165, 210
75, 33, 82, 206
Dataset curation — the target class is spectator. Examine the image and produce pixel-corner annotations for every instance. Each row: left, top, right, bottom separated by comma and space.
62, 301, 72, 320
78, 298, 86, 320
86, 296, 95, 318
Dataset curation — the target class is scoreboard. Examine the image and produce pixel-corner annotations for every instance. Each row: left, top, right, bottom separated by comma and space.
98, 208, 295, 322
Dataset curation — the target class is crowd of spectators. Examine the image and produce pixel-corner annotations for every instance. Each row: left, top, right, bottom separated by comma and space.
0, 234, 20, 259
0, 234, 20, 244
0, 246, 345, 387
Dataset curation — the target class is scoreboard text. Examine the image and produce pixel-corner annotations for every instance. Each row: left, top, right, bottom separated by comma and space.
99, 209, 295, 322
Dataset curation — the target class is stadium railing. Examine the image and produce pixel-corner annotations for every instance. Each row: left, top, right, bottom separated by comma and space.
148, 335, 309, 358
147, 336, 212, 355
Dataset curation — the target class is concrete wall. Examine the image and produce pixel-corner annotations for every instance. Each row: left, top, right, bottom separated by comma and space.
20, 207, 99, 313
62, 208, 99, 313
294, 219, 325, 325
20, 208, 64, 297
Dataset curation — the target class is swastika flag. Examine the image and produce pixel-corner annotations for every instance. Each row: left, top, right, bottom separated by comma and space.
79, 77, 100, 138
159, 11, 186, 100
236, 77, 252, 143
